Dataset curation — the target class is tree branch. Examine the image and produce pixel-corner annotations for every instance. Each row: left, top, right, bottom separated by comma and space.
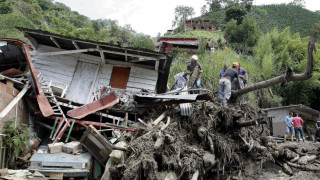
232, 32, 316, 97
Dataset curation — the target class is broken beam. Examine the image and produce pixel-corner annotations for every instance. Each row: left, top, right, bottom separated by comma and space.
50, 37, 61, 49
31, 48, 96, 57
0, 85, 29, 120
0, 75, 24, 85
44, 116, 141, 132
72, 41, 80, 50
97, 45, 106, 64
67, 92, 119, 119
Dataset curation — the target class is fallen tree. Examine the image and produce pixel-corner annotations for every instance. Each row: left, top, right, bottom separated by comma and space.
232, 32, 316, 98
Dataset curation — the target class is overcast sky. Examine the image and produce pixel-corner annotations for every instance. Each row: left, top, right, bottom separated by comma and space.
54, 0, 319, 37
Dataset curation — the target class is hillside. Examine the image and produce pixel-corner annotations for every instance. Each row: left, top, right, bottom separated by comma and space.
249, 4, 320, 37
0, 0, 155, 50
194, 4, 320, 39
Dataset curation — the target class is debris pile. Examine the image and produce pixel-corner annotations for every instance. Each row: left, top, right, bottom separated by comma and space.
119, 102, 270, 179
1, 31, 320, 180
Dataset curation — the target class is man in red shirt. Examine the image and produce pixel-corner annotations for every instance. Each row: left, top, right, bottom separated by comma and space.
291, 113, 305, 142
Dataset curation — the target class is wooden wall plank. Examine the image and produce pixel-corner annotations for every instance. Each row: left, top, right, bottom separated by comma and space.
33, 63, 75, 77
33, 55, 78, 67
130, 67, 158, 77
126, 82, 155, 90
127, 77, 157, 86
36, 71, 72, 85
66, 62, 100, 104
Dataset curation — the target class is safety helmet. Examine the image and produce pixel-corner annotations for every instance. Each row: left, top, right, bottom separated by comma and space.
232, 62, 239, 66
191, 55, 198, 61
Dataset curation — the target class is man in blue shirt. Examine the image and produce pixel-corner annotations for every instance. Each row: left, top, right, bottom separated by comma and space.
314, 114, 320, 143
219, 65, 228, 79
285, 112, 294, 141
173, 72, 188, 90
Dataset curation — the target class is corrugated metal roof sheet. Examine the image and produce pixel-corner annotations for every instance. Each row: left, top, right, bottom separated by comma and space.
135, 94, 198, 100
263, 104, 320, 117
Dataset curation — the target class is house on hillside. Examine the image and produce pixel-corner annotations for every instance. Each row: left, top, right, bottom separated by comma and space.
184, 20, 216, 31
18, 28, 172, 105
156, 37, 211, 54
263, 105, 320, 137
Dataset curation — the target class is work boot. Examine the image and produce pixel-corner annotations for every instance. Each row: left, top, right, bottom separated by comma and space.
290, 135, 294, 141
222, 99, 227, 107
284, 134, 288, 141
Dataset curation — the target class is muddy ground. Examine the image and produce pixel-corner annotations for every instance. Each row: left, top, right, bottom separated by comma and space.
114, 99, 320, 180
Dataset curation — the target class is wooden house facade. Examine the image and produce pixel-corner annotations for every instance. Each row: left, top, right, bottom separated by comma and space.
18, 28, 172, 105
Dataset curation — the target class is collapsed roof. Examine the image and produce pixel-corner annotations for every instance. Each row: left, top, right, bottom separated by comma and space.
17, 27, 172, 93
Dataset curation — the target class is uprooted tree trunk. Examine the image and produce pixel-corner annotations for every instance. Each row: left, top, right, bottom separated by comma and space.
232, 32, 316, 98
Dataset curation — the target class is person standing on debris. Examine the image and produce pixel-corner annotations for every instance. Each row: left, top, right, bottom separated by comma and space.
218, 62, 241, 105
314, 114, 320, 143
172, 71, 188, 90
291, 113, 305, 142
232, 63, 248, 90
219, 65, 228, 79
238, 63, 248, 87
186, 55, 203, 89
284, 112, 294, 141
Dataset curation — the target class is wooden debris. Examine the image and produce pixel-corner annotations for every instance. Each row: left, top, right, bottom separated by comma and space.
188, 66, 200, 89
0, 85, 29, 120
23, 44, 54, 117
67, 92, 119, 119
80, 125, 114, 167
152, 111, 167, 126
298, 155, 317, 165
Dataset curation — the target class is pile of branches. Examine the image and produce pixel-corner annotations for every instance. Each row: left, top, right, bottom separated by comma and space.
115, 100, 320, 179
119, 101, 277, 179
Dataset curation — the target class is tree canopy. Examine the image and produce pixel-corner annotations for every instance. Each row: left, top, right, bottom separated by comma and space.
0, 0, 156, 50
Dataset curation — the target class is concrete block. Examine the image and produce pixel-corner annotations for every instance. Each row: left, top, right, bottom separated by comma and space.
0, 168, 9, 176
62, 141, 82, 154
48, 142, 64, 153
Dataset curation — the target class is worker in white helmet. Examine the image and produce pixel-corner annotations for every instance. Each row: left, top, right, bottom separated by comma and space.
185, 55, 203, 91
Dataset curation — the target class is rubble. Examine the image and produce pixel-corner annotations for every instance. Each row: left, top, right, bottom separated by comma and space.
62, 141, 82, 154
1, 31, 320, 180
48, 142, 64, 154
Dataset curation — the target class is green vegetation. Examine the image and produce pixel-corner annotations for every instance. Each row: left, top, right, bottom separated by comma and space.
169, 27, 320, 108
224, 16, 259, 51
2, 118, 31, 168
168, 1, 320, 109
0, 0, 155, 50
249, 4, 320, 38
196, 4, 320, 39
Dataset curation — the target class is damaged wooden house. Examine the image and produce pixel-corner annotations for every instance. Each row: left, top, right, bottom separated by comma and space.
13, 27, 172, 143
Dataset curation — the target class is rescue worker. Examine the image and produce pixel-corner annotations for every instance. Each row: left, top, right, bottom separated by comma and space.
185, 55, 203, 92
218, 62, 241, 106
314, 114, 320, 143
291, 113, 305, 142
173, 71, 188, 90
219, 65, 228, 79
238, 63, 248, 87
284, 112, 294, 141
